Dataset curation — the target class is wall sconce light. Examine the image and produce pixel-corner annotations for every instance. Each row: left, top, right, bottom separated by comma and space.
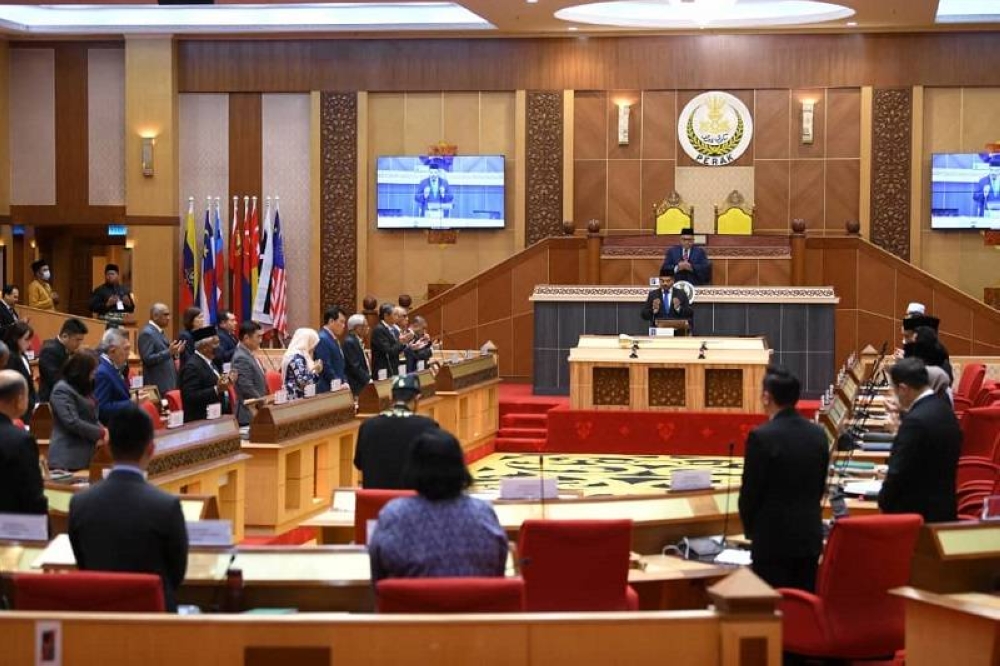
29, 239, 36, 250
617, 103, 631, 146
125, 238, 135, 250
141, 136, 155, 177
801, 100, 816, 145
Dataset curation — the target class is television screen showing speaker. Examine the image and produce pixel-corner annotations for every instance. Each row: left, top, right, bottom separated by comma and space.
930, 153, 1000, 229
376, 155, 506, 229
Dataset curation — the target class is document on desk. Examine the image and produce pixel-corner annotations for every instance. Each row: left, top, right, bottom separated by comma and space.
714, 549, 752, 566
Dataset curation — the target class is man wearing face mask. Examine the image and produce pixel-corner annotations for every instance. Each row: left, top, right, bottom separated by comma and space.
94, 328, 134, 426
27, 260, 59, 311
878, 358, 961, 523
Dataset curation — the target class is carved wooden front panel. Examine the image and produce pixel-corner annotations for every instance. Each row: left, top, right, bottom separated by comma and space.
649, 368, 686, 407
592, 367, 630, 406
320, 92, 358, 311
871, 88, 912, 261
525, 91, 564, 247
705, 369, 744, 408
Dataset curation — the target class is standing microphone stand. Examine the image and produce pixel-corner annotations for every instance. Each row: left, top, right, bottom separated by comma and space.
716, 440, 736, 551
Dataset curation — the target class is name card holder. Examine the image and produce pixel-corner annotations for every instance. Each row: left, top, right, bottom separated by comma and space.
0, 513, 48, 542
670, 470, 713, 492
500, 477, 558, 500
185, 520, 234, 548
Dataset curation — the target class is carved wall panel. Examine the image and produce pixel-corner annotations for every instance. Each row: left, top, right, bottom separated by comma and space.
320, 92, 358, 310
648, 368, 686, 407
870, 88, 912, 261
525, 91, 564, 247
704, 369, 744, 408
592, 367, 630, 406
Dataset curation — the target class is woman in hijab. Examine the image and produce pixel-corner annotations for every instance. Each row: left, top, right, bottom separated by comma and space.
281, 328, 324, 399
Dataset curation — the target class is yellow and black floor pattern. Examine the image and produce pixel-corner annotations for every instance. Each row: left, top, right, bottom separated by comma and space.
469, 453, 743, 497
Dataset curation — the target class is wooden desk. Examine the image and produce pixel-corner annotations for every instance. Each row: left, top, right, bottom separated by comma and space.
569, 335, 770, 413
304, 487, 742, 555
894, 587, 1000, 666
357, 368, 444, 424
910, 521, 1000, 594
432, 354, 501, 454
244, 390, 361, 534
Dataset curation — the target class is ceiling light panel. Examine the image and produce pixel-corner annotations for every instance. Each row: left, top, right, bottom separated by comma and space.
555, 1, 854, 29
936, 0, 1000, 24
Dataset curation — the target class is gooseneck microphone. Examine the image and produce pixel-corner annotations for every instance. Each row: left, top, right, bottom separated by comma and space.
718, 440, 736, 549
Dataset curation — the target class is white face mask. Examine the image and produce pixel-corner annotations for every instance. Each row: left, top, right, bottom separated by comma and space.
41, 269, 51, 281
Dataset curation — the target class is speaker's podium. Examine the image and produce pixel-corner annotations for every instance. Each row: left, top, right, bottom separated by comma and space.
653, 319, 691, 336
568, 335, 770, 413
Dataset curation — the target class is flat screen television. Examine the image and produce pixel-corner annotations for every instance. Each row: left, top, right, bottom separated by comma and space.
930, 153, 1000, 229
376, 155, 505, 229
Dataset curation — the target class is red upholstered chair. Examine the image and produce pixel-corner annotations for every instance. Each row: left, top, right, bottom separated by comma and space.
779, 514, 923, 660
956, 457, 1000, 488
376, 577, 524, 613
892, 649, 906, 666
957, 493, 988, 521
139, 400, 165, 430
960, 406, 1000, 459
29, 333, 41, 357
164, 389, 183, 413
10, 571, 165, 612
265, 370, 283, 394
354, 489, 416, 545
517, 519, 638, 612
973, 381, 999, 407
954, 364, 986, 414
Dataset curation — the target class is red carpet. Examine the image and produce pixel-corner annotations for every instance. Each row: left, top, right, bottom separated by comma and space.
495, 383, 566, 454
240, 525, 317, 546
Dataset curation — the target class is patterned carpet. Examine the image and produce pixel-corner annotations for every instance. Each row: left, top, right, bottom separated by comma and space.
469, 453, 743, 497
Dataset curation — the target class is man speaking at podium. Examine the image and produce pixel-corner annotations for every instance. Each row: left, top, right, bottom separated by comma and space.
661, 227, 711, 285
641, 270, 693, 324
414, 159, 454, 218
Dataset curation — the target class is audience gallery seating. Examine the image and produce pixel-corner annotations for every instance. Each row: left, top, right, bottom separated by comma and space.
354, 489, 416, 546
517, 519, 638, 612
953, 363, 986, 415
778, 514, 924, 661
10, 571, 166, 612
376, 577, 525, 613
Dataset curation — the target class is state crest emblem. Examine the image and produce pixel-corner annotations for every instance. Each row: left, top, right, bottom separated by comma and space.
677, 92, 754, 166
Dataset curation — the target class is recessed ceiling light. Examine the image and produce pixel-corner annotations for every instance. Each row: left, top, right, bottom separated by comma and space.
568, 26, 579, 30
556, 1, 855, 29
0, 2, 494, 34
846, 21, 857, 26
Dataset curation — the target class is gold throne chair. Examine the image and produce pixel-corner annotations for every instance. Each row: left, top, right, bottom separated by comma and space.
714, 190, 755, 235
653, 190, 694, 235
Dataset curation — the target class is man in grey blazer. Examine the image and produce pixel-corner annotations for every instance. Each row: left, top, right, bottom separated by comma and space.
138, 303, 184, 395
232, 320, 268, 427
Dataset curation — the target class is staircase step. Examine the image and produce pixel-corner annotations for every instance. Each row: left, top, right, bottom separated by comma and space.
498, 426, 547, 438
495, 438, 548, 453
501, 413, 549, 428
499, 402, 560, 417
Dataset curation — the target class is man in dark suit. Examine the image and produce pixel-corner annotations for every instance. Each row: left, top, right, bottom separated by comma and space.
972, 162, 1000, 217
413, 160, 454, 218
88, 263, 135, 322
213, 310, 238, 372
640, 271, 694, 325
0, 285, 21, 337
354, 373, 440, 489
739, 366, 829, 591
0, 370, 47, 515
69, 405, 188, 612
38, 318, 89, 403
878, 357, 962, 523
139, 303, 184, 396
315, 306, 348, 393
343, 314, 372, 396
404, 315, 434, 373
95, 328, 134, 426
371, 302, 414, 380
232, 321, 267, 427
180, 326, 233, 423
660, 227, 711, 285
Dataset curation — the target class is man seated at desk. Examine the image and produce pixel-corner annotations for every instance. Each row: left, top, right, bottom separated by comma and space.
641, 270, 694, 327
0, 370, 47, 515
660, 227, 711, 286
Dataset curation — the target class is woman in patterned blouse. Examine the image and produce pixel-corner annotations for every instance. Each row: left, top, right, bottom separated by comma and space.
280, 328, 323, 399
369, 429, 509, 583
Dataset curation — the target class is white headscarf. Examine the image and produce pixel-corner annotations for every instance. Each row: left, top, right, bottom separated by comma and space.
281, 328, 320, 380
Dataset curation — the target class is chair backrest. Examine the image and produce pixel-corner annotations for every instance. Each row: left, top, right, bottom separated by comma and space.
354, 489, 416, 545
653, 190, 693, 235
517, 519, 633, 612
814, 515, 923, 652
714, 190, 754, 235
139, 400, 165, 430
973, 381, 998, 407
29, 333, 41, 356
164, 389, 182, 413
956, 457, 1000, 489
956, 363, 986, 401
11, 571, 166, 612
376, 577, 524, 613
265, 370, 283, 394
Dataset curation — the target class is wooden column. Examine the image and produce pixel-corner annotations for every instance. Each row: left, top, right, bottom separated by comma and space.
708, 568, 782, 666
790, 220, 806, 287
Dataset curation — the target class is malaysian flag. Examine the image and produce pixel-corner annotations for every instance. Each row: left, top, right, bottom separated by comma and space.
269, 205, 288, 335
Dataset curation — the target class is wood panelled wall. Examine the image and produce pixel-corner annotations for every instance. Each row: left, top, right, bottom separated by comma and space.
805, 236, 1000, 365
177, 33, 1000, 93
573, 88, 861, 235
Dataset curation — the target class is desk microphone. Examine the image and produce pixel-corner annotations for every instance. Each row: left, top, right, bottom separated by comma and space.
698, 341, 707, 360
718, 440, 735, 550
